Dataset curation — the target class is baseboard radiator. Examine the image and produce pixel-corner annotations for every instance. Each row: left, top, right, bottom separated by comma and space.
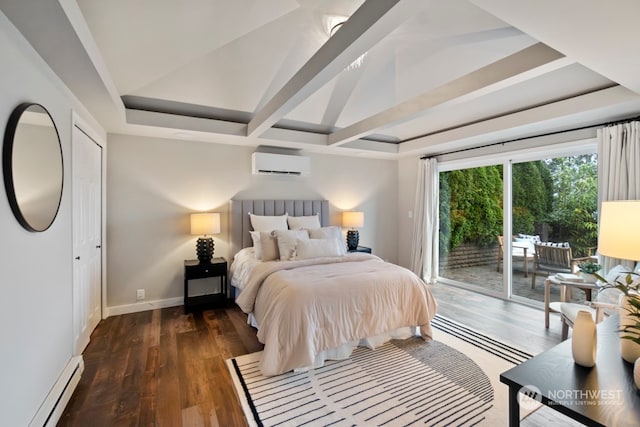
29, 356, 84, 427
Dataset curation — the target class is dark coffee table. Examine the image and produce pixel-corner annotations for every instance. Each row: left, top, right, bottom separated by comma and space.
500, 315, 640, 426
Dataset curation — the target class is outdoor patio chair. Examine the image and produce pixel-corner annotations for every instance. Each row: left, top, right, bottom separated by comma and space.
531, 242, 592, 289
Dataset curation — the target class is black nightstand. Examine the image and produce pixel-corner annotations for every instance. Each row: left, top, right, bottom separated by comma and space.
348, 246, 372, 253
184, 257, 227, 313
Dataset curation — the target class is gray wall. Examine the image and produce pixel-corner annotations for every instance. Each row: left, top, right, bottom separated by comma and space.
0, 11, 104, 426
107, 134, 398, 308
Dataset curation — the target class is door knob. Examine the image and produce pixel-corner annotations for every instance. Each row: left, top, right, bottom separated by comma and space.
75, 256, 80, 260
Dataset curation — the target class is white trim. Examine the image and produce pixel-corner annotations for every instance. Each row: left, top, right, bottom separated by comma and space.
106, 297, 184, 317
29, 356, 84, 427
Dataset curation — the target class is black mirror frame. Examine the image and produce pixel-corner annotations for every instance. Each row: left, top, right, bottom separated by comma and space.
2, 102, 64, 232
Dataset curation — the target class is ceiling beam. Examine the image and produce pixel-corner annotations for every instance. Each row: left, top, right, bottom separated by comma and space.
469, 0, 640, 94
246, 0, 420, 137
125, 108, 398, 155
398, 85, 640, 156
328, 42, 571, 146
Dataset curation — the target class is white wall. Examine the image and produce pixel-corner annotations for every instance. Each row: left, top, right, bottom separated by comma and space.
0, 11, 104, 427
106, 134, 398, 309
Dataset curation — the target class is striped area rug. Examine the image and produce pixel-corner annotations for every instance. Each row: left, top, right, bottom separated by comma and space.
227, 315, 534, 427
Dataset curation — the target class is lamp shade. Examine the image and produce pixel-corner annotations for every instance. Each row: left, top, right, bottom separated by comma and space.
342, 211, 364, 229
598, 200, 640, 260
190, 213, 220, 236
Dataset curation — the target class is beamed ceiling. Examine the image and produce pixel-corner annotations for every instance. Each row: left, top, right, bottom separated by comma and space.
3, 0, 640, 158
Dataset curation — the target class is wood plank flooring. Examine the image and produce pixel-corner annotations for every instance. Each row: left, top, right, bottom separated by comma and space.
58, 285, 565, 426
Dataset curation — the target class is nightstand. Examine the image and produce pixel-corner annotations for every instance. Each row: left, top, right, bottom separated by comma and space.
348, 246, 372, 254
184, 257, 227, 313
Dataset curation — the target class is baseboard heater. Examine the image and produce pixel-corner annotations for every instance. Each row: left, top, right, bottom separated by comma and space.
29, 356, 84, 427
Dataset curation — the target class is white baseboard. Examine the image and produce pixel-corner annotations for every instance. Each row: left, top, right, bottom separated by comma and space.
106, 297, 183, 317
30, 356, 84, 427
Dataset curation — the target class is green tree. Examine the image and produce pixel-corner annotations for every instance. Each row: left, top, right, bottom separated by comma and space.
544, 154, 598, 256
440, 166, 503, 253
512, 161, 550, 234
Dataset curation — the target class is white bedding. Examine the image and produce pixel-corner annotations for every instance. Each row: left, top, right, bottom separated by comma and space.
234, 253, 437, 376
229, 247, 261, 291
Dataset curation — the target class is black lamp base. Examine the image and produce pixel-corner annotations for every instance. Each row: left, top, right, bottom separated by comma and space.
196, 237, 214, 264
346, 230, 359, 251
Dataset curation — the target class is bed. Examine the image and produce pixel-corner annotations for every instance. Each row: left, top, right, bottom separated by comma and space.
229, 199, 438, 376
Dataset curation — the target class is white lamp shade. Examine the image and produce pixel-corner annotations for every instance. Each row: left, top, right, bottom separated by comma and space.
598, 200, 640, 260
342, 211, 364, 228
190, 213, 220, 235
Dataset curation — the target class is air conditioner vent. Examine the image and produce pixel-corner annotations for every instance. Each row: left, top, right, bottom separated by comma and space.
251, 152, 310, 176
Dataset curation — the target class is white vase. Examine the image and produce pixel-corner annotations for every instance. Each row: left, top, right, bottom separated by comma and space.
572, 310, 597, 367
635, 359, 640, 389
619, 296, 640, 363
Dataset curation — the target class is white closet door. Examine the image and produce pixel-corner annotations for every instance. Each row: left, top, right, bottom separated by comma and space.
72, 125, 102, 355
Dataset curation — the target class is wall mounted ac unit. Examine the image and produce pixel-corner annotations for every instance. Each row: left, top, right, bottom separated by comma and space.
251, 152, 310, 176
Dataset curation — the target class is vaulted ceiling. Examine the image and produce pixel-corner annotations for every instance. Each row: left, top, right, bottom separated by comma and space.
3, 0, 640, 158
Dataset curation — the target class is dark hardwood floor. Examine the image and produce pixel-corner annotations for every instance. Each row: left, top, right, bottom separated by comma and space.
58, 303, 263, 427
58, 284, 565, 426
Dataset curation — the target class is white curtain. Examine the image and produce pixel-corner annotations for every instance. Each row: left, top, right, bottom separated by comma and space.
409, 158, 439, 282
597, 121, 640, 271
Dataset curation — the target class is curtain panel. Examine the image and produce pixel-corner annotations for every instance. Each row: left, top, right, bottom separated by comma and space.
409, 158, 439, 282
597, 121, 640, 271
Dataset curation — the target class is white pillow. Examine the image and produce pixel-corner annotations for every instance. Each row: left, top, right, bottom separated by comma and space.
260, 231, 280, 261
287, 214, 321, 230
249, 213, 288, 232
296, 238, 343, 260
275, 229, 309, 260
518, 234, 541, 242
307, 226, 347, 255
249, 231, 263, 259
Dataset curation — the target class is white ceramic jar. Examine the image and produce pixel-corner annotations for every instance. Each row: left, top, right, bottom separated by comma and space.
572, 310, 597, 367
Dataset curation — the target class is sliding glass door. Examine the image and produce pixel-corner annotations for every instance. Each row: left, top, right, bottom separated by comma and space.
439, 165, 504, 296
437, 146, 598, 305
511, 155, 598, 303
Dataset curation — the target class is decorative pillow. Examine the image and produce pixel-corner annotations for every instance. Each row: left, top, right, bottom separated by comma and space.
518, 234, 541, 242
249, 230, 263, 259
249, 213, 288, 232
539, 241, 570, 248
307, 226, 346, 255
259, 231, 280, 261
274, 229, 309, 260
296, 238, 343, 260
287, 214, 321, 230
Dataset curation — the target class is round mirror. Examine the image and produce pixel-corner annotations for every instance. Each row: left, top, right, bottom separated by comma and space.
3, 103, 63, 232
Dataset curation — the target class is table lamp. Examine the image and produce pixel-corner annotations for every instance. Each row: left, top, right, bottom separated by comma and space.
190, 212, 220, 264
598, 200, 640, 363
598, 200, 640, 261
342, 211, 364, 251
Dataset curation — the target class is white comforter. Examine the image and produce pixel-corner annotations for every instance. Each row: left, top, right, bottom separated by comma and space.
236, 253, 437, 376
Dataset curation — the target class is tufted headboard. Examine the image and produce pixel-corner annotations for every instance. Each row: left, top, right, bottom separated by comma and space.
229, 199, 329, 257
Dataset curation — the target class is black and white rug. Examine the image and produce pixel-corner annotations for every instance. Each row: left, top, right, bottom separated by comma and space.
226, 315, 551, 426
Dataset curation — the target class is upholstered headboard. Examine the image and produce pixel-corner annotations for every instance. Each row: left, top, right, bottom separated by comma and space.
229, 199, 329, 257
